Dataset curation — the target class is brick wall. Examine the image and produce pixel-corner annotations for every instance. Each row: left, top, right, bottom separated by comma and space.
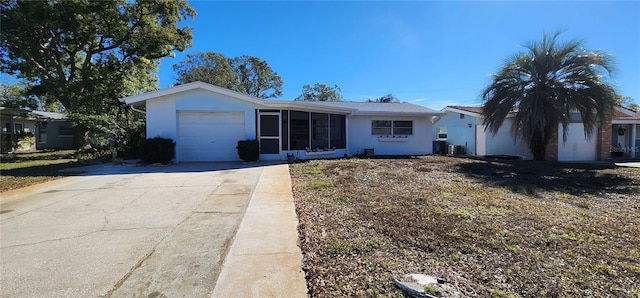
597, 117, 612, 161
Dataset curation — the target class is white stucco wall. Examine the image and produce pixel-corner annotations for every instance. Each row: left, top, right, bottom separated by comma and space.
432, 112, 479, 155
146, 89, 262, 142
145, 88, 265, 162
146, 95, 177, 140
558, 123, 597, 161
347, 115, 433, 156
482, 118, 532, 159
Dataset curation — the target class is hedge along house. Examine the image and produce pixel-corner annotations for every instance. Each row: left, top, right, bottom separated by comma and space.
120, 81, 443, 162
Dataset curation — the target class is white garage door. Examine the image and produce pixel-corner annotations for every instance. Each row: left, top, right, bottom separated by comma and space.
558, 123, 597, 161
178, 111, 245, 162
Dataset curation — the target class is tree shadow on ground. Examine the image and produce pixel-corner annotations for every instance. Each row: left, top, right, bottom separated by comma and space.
455, 159, 638, 197
0, 162, 80, 178
0, 152, 76, 163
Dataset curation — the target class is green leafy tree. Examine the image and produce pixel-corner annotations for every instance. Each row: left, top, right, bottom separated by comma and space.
173, 52, 283, 99
1, 0, 194, 150
1, 0, 195, 113
0, 82, 38, 110
69, 62, 155, 157
366, 94, 399, 103
173, 52, 238, 90
481, 32, 617, 161
295, 83, 343, 102
229, 55, 283, 99
615, 94, 639, 111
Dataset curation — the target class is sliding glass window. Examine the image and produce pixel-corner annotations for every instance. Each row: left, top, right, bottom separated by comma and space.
330, 114, 346, 149
281, 110, 289, 150
311, 113, 329, 149
289, 111, 310, 150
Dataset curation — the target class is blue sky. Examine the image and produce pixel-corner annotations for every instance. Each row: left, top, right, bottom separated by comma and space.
159, 1, 638, 110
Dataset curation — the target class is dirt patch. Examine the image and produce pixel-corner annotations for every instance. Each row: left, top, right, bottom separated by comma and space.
290, 156, 640, 297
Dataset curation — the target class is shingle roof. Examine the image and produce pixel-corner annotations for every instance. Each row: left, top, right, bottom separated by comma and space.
121, 81, 442, 116
446, 105, 482, 114
614, 111, 640, 120
31, 111, 67, 120
445, 105, 640, 122
298, 101, 442, 115
0, 107, 67, 120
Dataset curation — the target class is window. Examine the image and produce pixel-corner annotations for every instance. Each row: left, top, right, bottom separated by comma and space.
437, 127, 447, 139
393, 121, 413, 135
281, 110, 289, 150
14, 123, 23, 133
38, 122, 48, 143
330, 114, 346, 149
371, 120, 413, 136
286, 111, 346, 150
290, 111, 310, 150
311, 113, 329, 149
58, 124, 73, 136
371, 121, 391, 135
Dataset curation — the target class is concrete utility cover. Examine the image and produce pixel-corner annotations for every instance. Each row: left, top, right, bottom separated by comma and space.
0, 163, 260, 297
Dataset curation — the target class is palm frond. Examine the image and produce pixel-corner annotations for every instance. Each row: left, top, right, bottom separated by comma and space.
481, 32, 617, 160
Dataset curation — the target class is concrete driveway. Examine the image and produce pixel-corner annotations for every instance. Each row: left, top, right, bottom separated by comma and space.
0, 162, 306, 297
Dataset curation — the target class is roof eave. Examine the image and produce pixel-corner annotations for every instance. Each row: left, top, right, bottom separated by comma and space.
612, 119, 640, 124
443, 107, 481, 117
120, 81, 267, 106
264, 101, 354, 114
352, 111, 444, 117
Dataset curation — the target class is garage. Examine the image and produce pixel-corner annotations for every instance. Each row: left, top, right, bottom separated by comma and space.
177, 111, 245, 162
557, 123, 597, 161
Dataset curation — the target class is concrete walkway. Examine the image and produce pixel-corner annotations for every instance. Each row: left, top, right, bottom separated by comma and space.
211, 164, 308, 297
0, 162, 307, 297
615, 161, 640, 168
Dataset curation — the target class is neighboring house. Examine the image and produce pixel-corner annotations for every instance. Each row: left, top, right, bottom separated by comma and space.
1, 107, 74, 153
433, 106, 532, 159
611, 107, 640, 159
434, 105, 640, 161
120, 81, 443, 162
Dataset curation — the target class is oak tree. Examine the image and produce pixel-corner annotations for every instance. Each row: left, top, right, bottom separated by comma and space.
1, 0, 195, 114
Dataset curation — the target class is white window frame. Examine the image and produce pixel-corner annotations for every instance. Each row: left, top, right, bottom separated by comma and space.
371, 120, 413, 136
437, 127, 447, 140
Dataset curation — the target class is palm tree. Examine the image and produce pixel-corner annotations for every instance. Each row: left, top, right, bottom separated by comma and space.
481, 32, 617, 161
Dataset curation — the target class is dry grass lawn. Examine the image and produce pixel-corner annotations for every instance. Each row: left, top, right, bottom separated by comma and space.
1, 150, 78, 193
290, 156, 640, 297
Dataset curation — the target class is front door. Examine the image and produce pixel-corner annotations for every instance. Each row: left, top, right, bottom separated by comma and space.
258, 112, 280, 159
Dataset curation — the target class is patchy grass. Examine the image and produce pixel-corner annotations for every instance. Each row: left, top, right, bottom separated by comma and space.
290, 156, 640, 297
1, 150, 79, 193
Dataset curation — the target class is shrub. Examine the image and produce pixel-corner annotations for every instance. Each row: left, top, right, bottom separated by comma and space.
14, 131, 35, 150
236, 139, 259, 162
138, 137, 175, 164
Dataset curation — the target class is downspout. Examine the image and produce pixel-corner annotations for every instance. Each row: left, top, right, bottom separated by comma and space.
345, 111, 353, 156
130, 105, 146, 114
